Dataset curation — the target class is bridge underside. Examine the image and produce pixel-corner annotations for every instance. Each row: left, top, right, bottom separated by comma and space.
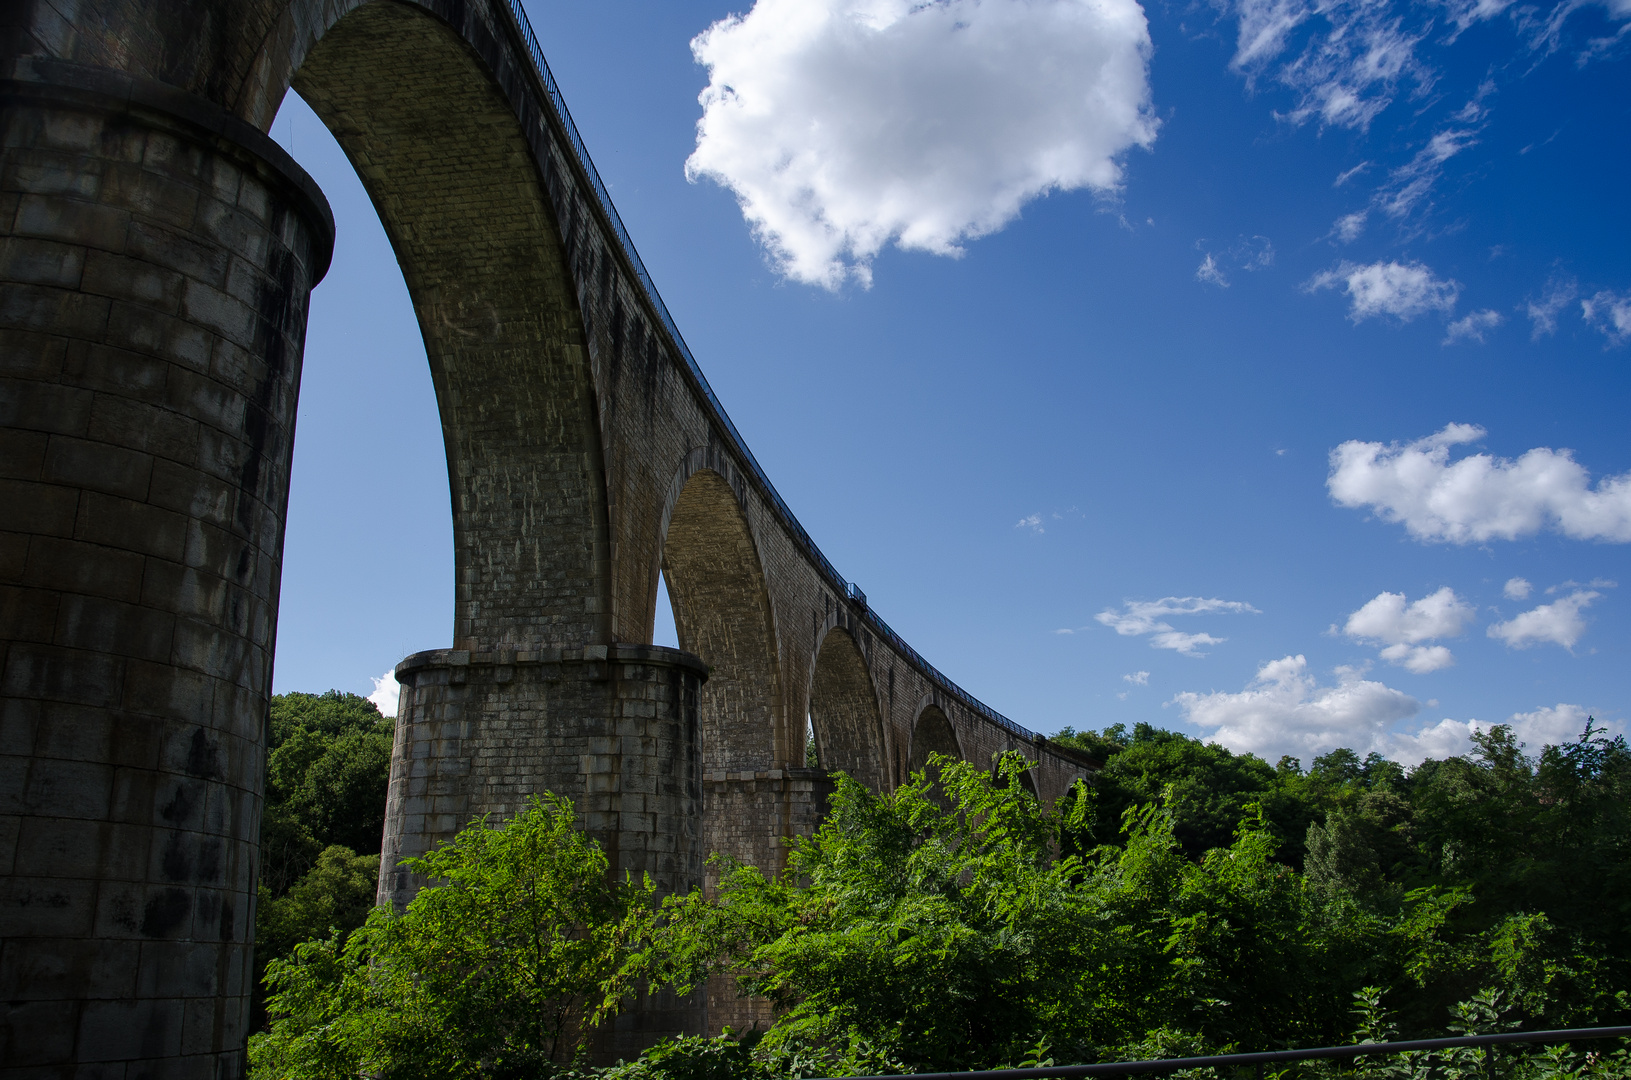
0, 0, 1096, 1074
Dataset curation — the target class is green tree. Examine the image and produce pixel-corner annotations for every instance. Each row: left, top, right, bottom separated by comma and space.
256, 846, 381, 984
648, 756, 1378, 1071
251, 794, 656, 1080
1086, 725, 1322, 864
650, 754, 1090, 1072
254, 690, 395, 1027
263, 690, 394, 893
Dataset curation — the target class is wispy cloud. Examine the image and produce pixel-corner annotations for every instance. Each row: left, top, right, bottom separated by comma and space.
1334, 161, 1372, 186
1015, 513, 1046, 534
1096, 596, 1259, 656
1195, 236, 1275, 287
1375, 124, 1483, 221
1227, 0, 1430, 131
1527, 276, 1578, 338
1583, 289, 1631, 345
1444, 309, 1503, 344
1197, 253, 1229, 287
1331, 211, 1368, 243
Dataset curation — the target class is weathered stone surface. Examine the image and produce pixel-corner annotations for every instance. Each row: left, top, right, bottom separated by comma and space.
1, 2, 1099, 1075
0, 68, 331, 1080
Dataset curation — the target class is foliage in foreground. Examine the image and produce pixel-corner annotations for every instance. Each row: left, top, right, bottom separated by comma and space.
255, 691, 394, 1023
251, 718, 1631, 1079
646, 740, 1628, 1073
251, 794, 654, 1080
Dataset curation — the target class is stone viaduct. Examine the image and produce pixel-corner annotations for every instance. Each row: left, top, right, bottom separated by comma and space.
0, 0, 1099, 1073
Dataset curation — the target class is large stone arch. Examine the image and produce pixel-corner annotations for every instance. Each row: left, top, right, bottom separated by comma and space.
656, 449, 781, 772
293, 0, 610, 651
807, 623, 888, 791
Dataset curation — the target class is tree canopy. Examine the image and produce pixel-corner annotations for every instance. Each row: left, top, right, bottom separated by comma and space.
250, 705, 1631, 1079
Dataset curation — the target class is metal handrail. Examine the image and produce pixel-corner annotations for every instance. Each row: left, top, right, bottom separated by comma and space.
831, 1026, 1631, 1080
496, 0, 1049, 750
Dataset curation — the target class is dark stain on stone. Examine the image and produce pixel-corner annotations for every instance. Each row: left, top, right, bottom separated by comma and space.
154, 0, 236, 101
161, 782, 196, 823
17, 888, 71, 909
110, 892, 137, 932
187, 728, 222, 778
219, 898, 235, 941
236, 243, 297, 535
141, 887, 190, 937
161, 833, 191, 882
196, 837, 222, 883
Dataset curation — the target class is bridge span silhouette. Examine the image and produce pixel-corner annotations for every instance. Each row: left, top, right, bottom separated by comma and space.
0, 0, 1097, 1072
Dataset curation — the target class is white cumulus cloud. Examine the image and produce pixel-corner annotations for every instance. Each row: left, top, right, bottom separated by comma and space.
1505, 703, 1601, 746
1504, 577, 1532, 600
1396, 705, 1619, 763
1342, 587, 1475, 673
1096, 596, 1259, 656
1444, 309, 1503, 345
686, 0, 1159, 288
1328, 423, 1631, 543
1173, 655, 1422, 760
1124, 670, 1151, 685
368, 669, 400, 718
1487, 589, 1599, 649
1374, 644, 1455, 675
1583, 289, 1631, 346
1306, 260, 1460, 322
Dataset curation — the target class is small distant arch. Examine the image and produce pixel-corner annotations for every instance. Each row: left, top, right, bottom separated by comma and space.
807, 623, 888, 790
657, 454, 781, 772
992, 751, 1039, 797
909, 702, 963, 775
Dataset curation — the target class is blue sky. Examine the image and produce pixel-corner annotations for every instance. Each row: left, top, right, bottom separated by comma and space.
270, 0, 1631, 765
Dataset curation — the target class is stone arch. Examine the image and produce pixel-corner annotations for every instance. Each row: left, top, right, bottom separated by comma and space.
908, 700, 963, 804
657, 450, 782, 771
807, 622, 889, 790
908, 698, 964, 774
291, 0, 611, 650
993, 751, 1040, 797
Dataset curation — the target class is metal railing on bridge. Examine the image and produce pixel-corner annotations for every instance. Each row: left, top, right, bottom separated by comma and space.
829, 1026, 1631, 1080
496, 0, 1061, 755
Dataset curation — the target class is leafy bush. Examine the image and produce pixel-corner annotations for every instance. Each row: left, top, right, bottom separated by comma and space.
250, 794, 655, 1079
